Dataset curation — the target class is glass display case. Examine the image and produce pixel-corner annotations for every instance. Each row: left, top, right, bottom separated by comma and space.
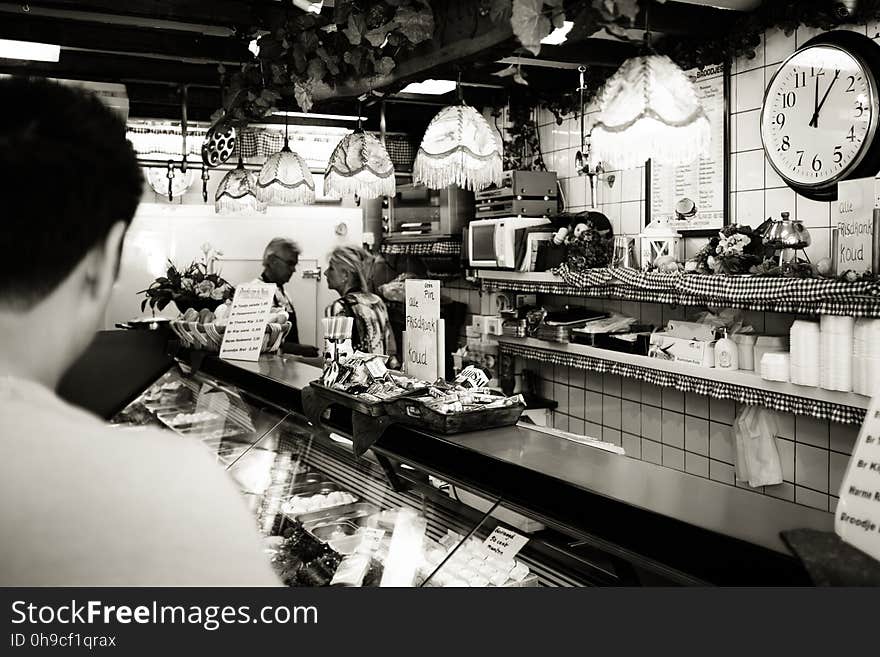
110, 351, 829, 586
113, 365, 585, 587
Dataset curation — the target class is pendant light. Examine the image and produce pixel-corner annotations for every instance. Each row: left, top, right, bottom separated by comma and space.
324, 98, 396, 199
215, 156, 266, 214
255, 111, 315, 205
413, 75, 502, 191
589, 9, 709, 171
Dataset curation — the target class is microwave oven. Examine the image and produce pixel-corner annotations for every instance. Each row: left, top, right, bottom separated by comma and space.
467, 217, 552, 269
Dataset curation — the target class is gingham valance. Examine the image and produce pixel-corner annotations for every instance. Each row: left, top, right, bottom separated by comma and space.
381, 239, 461, 256
499, 340, 866, 425
480, 265, 880, 317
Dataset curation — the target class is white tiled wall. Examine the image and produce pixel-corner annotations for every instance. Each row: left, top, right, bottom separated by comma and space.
517, 21, 880, 512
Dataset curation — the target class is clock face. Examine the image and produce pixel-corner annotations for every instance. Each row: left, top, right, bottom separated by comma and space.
761, 44, 879, 189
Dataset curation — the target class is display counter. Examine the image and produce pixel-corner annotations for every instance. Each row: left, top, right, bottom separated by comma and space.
112, 348, 832, 586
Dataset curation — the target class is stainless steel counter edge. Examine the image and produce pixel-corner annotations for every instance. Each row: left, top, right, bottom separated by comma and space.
196, 354, 834, 557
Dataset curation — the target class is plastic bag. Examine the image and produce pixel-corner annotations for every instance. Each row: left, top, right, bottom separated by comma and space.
693, 308, 754, 335
734, 405, 783, 487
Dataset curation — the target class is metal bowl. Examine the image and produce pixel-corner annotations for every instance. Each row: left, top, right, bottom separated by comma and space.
765, 219, 811, 248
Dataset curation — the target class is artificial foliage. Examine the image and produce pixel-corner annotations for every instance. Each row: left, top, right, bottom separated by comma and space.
217, 0, 434, 127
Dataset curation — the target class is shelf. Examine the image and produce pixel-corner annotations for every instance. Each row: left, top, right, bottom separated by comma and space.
476, 269, 880, 317
498, 336, 869, 425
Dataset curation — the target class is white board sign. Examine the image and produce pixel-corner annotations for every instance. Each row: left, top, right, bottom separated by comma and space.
483, 526, 529, 560
404, 279, 441, 381
219, 282, 275, 362
833, 177, 875, 274
834, 394, 880, 561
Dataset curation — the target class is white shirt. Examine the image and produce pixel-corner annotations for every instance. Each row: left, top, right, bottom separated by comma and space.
0, 376, 280, 586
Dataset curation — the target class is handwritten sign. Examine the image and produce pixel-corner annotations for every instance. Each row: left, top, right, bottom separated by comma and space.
404, 279, 441, 381
832, 177, 875, 274
483, 526, 529, 560
219, 283, 275, 362
835, 393, 880, 561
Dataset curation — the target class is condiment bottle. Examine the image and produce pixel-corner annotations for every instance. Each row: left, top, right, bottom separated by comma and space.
715, 328, 739, 370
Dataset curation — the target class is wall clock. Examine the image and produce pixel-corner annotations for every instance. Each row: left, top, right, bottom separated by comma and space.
761, 31, 880, 201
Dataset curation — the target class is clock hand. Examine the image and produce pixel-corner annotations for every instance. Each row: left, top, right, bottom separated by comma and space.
809, 74, 819, 128
809, 70, 840, 128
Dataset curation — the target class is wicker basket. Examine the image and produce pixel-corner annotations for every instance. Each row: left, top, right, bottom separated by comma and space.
170, 320, 291, 353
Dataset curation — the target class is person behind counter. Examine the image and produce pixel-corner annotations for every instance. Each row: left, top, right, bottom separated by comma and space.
0, 77, 279, 586
324, 245, 397, 363
258, 237, 318, 357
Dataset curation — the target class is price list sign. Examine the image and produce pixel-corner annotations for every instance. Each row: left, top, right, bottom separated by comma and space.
835, 395, 880, 561
219, 283, 275, 362
650, 64, 726, 231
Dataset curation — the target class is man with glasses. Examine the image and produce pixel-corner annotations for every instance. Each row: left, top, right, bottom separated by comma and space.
258, 237, 306, 351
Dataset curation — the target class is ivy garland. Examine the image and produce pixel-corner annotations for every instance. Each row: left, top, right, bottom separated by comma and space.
657, 0, 880, 71
216, 0, 434, 128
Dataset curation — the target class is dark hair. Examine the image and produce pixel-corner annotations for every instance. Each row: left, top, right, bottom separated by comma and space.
0, 77, 143, 309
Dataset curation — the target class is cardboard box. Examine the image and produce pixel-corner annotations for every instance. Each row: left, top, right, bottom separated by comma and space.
649, 333, 716, 368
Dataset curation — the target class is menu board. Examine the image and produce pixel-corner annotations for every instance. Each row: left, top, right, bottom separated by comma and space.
219, 283, 275, 362
649, 64, 726, 231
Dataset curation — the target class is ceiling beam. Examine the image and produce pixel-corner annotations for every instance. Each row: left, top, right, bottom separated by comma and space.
20, 1, 284, 28
0, 13, 249, 63
0, 50, 220, 85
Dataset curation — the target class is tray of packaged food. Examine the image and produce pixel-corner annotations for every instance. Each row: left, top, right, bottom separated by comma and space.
418, 531, 539, 588
279, 481, 359, 519
383, 367, 526, 434
311, 353, 427, 416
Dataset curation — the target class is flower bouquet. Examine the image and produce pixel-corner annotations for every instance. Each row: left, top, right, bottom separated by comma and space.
687, 225, 768, 275
562, 211, 614, 272
140, 261, 235, 314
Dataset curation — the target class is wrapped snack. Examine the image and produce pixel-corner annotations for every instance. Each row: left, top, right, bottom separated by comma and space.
454, 365, 489, 389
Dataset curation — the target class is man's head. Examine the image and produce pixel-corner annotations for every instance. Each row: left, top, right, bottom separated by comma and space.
262, 238, 301, 285
0, 77, 143, 382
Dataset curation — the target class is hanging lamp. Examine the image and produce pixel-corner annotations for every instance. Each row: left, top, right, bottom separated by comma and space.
255, 111, 315, 204
215, 156, 266, 214
589, 9, 709, 171
413, 76, 502, 191
324, 98, 396, 199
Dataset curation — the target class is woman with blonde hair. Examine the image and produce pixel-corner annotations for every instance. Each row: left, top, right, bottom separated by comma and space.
324, 245, 397, 360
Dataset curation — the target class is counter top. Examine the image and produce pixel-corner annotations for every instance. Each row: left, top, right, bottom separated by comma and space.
194, 353, 834, 582
422, 423, 832, 555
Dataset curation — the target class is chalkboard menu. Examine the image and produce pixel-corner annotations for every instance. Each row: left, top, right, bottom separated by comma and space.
649, 64, 727, 232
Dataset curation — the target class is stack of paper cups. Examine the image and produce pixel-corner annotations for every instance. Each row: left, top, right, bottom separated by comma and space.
760, 352, 791, 382
852, 318, 880, 395
820, 315, 854, 392
789, 320, 820, 387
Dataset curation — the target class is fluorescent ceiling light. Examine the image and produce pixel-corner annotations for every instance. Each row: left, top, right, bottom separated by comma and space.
541, 21, 574, 46
0, 39, 60, 62
273, 110, 364, 122
400, 79, 457, 95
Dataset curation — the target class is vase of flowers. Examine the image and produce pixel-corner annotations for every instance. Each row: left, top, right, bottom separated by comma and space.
687, 225, 768, 275
140, 260, 235, 314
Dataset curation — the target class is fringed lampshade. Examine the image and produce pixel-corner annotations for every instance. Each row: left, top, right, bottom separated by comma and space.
590, 55, 710, 171
414, 104, 502, 191
215, 158, 266, 214
256, 140, 315, 205
324, 129, 396, 199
